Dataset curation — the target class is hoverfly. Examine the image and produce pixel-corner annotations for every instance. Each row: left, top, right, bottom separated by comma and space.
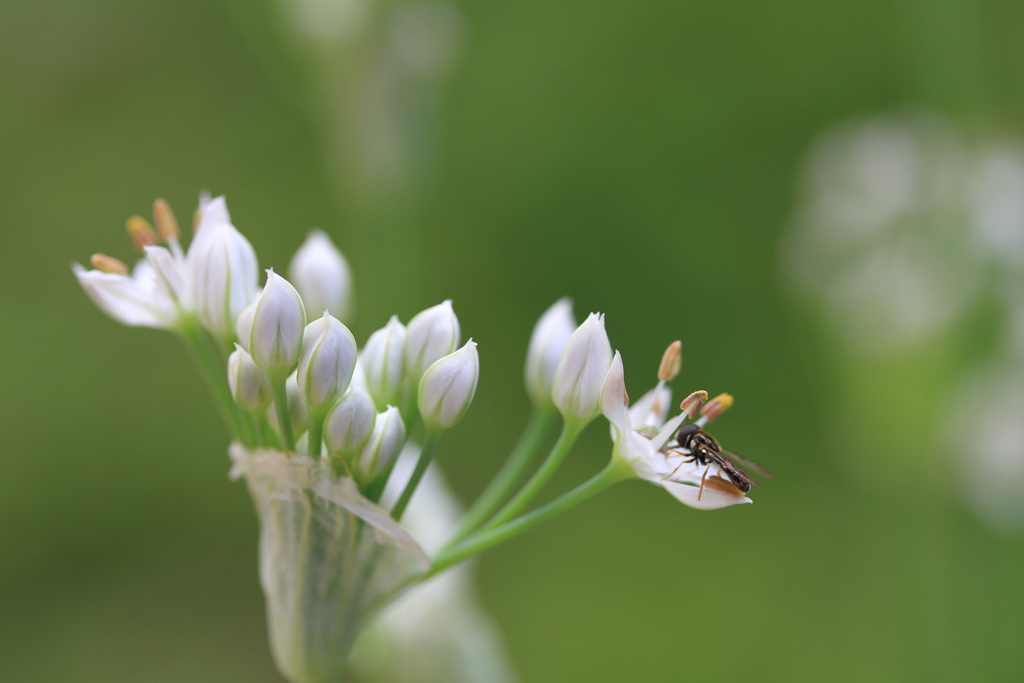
664, 424, 772, 499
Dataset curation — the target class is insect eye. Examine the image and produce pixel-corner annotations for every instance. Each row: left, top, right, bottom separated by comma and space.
675, 424, 698, 445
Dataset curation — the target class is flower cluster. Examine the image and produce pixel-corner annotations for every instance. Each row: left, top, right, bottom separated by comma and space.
74, 194, 763, 682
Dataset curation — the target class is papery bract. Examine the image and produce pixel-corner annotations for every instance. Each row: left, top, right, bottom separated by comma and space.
230, 445, 428, 683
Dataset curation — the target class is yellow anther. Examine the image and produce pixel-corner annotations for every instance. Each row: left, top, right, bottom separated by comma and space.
700, 393, 734, 423
153, 199, 180, 241
679, 390, 708, 419
126, 216, 158, 252
658, 340, 682, 381
90, 253, 129, 275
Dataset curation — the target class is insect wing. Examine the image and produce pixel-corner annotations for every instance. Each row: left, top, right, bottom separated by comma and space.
720, 448, 773, 479
708, 451, 758, 490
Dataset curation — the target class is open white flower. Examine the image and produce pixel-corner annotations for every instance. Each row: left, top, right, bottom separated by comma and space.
73, 214, 193, 330
73, 195, 254, 334
74, 256, 180, 329
600, 351, 752, 510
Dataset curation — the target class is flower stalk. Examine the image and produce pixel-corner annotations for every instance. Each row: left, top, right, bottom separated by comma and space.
74, 193, 766, 682
477, 418, 585, 533
433, 456, 635, 577
391, 430, 441, 521
273, 377, 297, 451
449, 408, 557, 544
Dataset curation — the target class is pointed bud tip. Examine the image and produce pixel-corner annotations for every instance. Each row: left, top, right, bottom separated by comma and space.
90, 253, 129, 275
658, 341, 683, 381
126, 216, 157, 252
152, 199, 180, 241
700, 393, 734, 423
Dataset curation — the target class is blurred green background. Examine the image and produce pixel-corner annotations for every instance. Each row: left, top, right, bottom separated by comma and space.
4, 0, 1024, 681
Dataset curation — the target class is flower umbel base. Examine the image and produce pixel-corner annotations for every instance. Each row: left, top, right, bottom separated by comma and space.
230, 444, 429, 683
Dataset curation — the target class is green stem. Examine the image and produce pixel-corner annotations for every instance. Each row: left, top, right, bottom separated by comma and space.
430, 459, 631, 577
307, 409, 325, 458
260, 416, 281, 450
479, 419, 584, 533
272, 377, 295, 451
391, 431, 441, 521
244, 411, 263, 448
449, 409, 556, 545
179, 321, 252, 447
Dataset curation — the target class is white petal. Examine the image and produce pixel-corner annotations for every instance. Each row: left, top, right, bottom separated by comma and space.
73, 264, 176, 328
650, 413, 687, 452
144, 245, 191, 310
661, 480, 753, 510
524, 298, 576, 409
418, 340, 479, 431
628, 383, 672, 429
194, 194, 231, 239
600, 351, 631, 436
552, 313, 613, 423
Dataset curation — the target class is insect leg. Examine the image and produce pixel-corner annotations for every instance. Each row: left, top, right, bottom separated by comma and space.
697, 464, 711, 501
660, 456, 696, 482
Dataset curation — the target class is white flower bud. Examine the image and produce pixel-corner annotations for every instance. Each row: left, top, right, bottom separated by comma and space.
266, 373, 308, 437
188, 211, 259, 341
323, 386, 377, 457
249, 270, 306, 376
289, 230, 355, 323
228, 345, 273, 413
418, 340, 479, 431
524, 298, 576, 411
194, 194, 231, 236
297, 312, 358, 411
350, 358, 368, 392
234, 300, 257, 352
551, 313, 613, 425
361, 316, 407, 410
358, 407, 406, 481
405, 300, 460, 383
